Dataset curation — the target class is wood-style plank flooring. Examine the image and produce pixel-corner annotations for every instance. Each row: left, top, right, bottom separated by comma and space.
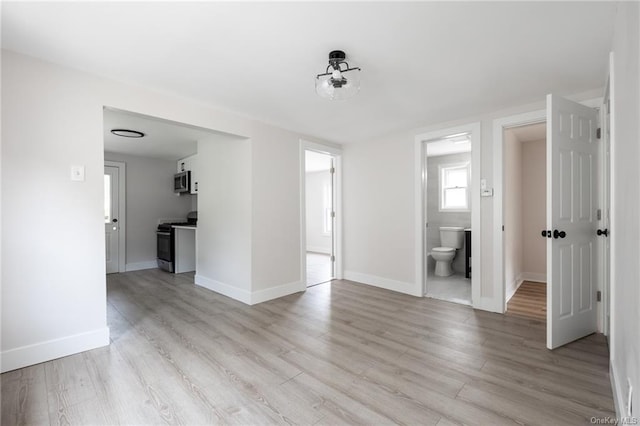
2, 269, 614, 425
507, 281, 547, 322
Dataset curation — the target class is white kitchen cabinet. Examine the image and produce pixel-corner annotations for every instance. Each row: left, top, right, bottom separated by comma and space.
174, 226, 196, 273
176, 154, 199, 194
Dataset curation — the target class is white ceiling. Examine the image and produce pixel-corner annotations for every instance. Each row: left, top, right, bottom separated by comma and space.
426, 139, 471, 157
305, 150, 332, 172
508, 122, 547, 143
2, 2, 616, 145
104, 108, 224, 160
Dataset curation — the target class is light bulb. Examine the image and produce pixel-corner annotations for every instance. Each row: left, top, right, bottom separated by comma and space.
331, 69, 342, 80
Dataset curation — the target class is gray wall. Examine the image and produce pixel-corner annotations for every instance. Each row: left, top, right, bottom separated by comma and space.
427, 152, 471, 274
105, 152, 193, 269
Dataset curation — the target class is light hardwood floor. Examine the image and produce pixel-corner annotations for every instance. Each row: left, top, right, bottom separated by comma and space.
2, 269, 615, 425
507, 281, 547, 322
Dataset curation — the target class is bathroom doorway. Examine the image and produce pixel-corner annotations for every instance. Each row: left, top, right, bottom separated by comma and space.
421, 131, 474, 305
502, 123, 548, 321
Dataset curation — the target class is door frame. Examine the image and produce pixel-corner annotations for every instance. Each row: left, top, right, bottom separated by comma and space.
493, 97, 606, 323
105, 160, 126, 273
414, 122, 481, 307
299, 140, 343, 289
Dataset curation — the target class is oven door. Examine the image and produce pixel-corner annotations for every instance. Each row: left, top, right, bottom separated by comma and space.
157, 231, 174, 272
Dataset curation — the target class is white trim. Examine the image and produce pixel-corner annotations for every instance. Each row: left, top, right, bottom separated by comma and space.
506, 276, 524, 303
505, 272, 547, 302
344, 271, 422, 297
607, 51, 616, 357
1, 327, 110, 373
300, 140, 343, 291
610, 362, 625, 418
414, 122, 481, 308
194, 274, 252, 304
306, 246, 332, 255
125, 261, 158, 272
105, 160, 126, 273
250, 280, 304, 305
520, 272, 547, 283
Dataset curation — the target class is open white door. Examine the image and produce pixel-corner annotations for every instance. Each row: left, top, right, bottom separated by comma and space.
546, 94, 599, 349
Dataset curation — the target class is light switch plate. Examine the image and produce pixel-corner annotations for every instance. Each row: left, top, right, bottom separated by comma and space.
71, 165, 85, 182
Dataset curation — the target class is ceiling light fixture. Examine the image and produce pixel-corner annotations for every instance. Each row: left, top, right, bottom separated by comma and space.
315, 50, 361, 101
111, 129, 145, 138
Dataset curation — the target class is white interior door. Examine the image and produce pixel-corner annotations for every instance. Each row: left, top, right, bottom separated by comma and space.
104, 165, 120, 274
546, 94, 599, 349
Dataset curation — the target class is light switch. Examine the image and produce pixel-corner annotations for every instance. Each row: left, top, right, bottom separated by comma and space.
71, 165, 85, 182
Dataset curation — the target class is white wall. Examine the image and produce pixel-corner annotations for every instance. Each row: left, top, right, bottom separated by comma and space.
343, 88, 600, 302
504, 129, 523, 300
521, 139, 546, 278
306, 171, 332, 254
343, 134, 416, 292
1, 50, 335, 371
609, 1, 640, 418
194, 136, 252, 299
104, 152, 192, 270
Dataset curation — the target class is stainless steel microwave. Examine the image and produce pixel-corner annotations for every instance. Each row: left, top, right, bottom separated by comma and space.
174, 171, 191, 193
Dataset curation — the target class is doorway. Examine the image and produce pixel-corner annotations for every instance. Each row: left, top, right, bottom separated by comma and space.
494, 95, 606, 349
304, 150, 335, 286
415, 123, 481, 307
300, 141, 342, 288
104, 161, 126, 274
502, 123, 547, 321
424, 133, 473, 305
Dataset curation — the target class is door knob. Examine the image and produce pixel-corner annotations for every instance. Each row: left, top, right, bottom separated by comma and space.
541, 230, 549, 237
597, 229, 609, 237
112, 218, 118, 223
553, 229, 566, 239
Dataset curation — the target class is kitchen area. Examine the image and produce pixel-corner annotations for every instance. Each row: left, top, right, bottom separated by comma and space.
104, 108, 212, 276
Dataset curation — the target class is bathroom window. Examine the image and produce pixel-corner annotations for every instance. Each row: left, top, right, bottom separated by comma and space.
439, 162, 470, 211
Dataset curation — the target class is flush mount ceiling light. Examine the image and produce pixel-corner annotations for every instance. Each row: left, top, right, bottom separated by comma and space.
315, 50, 361, 101
111, 129, 145, 138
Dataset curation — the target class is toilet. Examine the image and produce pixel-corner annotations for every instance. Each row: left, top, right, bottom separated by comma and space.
432, 226, 465, 277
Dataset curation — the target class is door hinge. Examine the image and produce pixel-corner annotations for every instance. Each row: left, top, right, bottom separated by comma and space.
596, 128, 602, 139
330, 167, 335, 174
502, 225, 505, 231
597, 291, 602, 302
331, 211, 336, 218
597, 209, 602, 220
331, 255, 335, 262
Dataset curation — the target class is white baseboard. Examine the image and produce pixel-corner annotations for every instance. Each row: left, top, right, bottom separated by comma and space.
251, 280, 305, 305
344, 270, 422, 297
195, 275, 305, 306
1, 327, 110, 373
610, 361, 625, 418
506, 277, 525, 303
194, 274, 251, 305
126, 261, 158, 272
506, 272, 547, 303
306, 246, 331, 255
521, 272, 547, 283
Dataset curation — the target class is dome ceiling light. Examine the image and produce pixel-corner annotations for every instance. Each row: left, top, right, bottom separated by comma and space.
111, 129, 145, 138
315, 50, 361, 101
